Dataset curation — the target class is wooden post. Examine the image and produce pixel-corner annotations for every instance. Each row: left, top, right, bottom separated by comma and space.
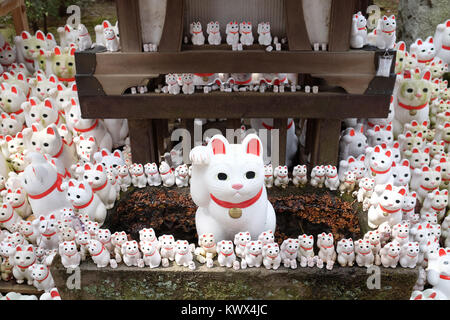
274, 119, 287, 166
310, 119, 341, 166
115, 0, 157, 164
328, 0, 356, 52
7, 0, 29, 34
284, 0, 311, 51
158, 0, 184, 52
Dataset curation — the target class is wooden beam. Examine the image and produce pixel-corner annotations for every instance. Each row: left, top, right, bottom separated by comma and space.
79, 91, 391, 120
0, 0, 21, 16
328, 0, 356, 51
94, 50, 376, 75
284, 0, 311, 51
158, 0, 184, 52
115, 0, 142, 52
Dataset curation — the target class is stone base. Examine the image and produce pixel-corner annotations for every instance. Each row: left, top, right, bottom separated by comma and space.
51, 255, 418, 300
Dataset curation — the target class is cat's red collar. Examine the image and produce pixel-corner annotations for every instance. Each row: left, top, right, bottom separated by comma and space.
210, 187, 263, 209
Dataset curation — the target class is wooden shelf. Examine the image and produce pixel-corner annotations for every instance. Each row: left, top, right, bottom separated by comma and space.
79, 90, 390, 120
91, 49, 376, 75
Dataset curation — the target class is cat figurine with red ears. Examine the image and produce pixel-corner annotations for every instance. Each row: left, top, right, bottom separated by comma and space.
420, 189, 448, 221
11, 245, 35, 285
375, 15, 396, 50
190, 134, 276, 241
410, 165, 441, 203
339, 126, 367, 161
64, 179, 107, 226
368, 184, 406, 228
226, 21, 240, 46
159, 161, 175, 187
434, 19, 450, 65
410, 36, 436, 67
239, 22, 254, 46
350, 12, 367, 49
82, 163, 116, 209
20, 152, 72, 219
393, 71, 432, 137
364, 145, 394, 185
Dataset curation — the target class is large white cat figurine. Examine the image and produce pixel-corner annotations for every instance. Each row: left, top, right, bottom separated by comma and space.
189, 134, 276, 241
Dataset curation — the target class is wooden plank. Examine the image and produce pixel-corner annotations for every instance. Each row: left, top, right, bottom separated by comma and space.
10, 0, 29, 34
94, 50, 376, 75
158, 0, 184, 52
115, 0, 142, 52
128, 119, 156, 164
284, 0, 311, 51
154, 119, 168, 159
328, 0, 356, 52
79, 91, 391, 120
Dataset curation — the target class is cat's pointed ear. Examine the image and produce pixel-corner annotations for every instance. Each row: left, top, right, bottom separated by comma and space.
209, 135, 229, 155
242, 134, 263, 158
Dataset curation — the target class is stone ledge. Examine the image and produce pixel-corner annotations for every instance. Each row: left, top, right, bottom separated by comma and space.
51, 255, 418, 300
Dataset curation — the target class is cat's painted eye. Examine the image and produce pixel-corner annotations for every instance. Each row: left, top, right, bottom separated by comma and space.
217, 173, 227, 180
245, 171, 255, 179
407, 88, 413, 93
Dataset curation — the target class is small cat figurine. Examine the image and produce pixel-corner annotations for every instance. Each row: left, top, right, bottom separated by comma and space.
350, 12, 367, 49
190, 21, 205, 46
434, 19, 450, 65
239, 22, 254, 46
103, 22, 120, 52
375, 15, 396, 50
207, 21, 221, 45
226, 21, 240, 46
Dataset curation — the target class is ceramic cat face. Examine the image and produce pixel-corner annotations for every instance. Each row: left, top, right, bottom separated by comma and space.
165, 73, 178, 85
0, 83, 26, 113
367, 124, 393, 147
423, 212, 438, 225
368, 145, 393, 172
318, 233, 334, 248
298, 234, 314, 249
430, 60, 447, 79
258, 230, 274, 244
355, 239, 372, 254
402, 191, 417, 212
175, 240, 190, 255
190, 22, 203, 33
408, 147, 430, 169
139, 228, 156, 243
340, 126, 367, 159
159, 234, 175, 249
398, 71, 432, 107
365, 230, 380, 246
82, 163, 107, 188
428, 189, 448, 210
275, 165, 288, 177
337, 238, 354, 254
263, 164, 273, 176
343, 170, 356, 183
415, 223, 433, 244
257, 22, 271, 34
246, 240, 262, 255
38, 214, 57, 236
404, 120, 428, 137
226, 21, 239, 34
207, 21, 220, 34
240, 22, 252, 34
31, 124, 64, 158
418, 165, 441, 190
392, 159, 411, 187
54, 83, 77, 112
325, 165, 337, 178
392, 222, 409, 240
399, 131, 425, 154
0, 113, 22, 136
292, 165, 306, 177
111, 231, 126, 247
20, 152, 59, 195
202, 135, 264, 204
13, 245, 35, 267
380, 15, 396, 33
5, 132, 24, 155
28, 98, 60, 127
217, 240, 234, 255
66, 180, 94, 208
360, 177, 374, 191
410, 37, 435, 63
122, 240, 139, 255
379, 184, 406, 212
74, 136, 97, 162
31, 74, 58, 101
20, 31, 47, 60
263, 242, 279, 257
0, 45, 16, 67
51, 46, 76, 80
76, 231, 90, 245
59, 240, 77, 256
234, 231, 251, 247
94, 149, 124, 170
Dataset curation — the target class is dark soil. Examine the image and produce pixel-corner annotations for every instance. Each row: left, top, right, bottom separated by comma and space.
106, 185, 362, 244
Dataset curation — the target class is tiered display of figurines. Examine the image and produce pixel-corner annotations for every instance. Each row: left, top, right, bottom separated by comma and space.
0, 8, 449, 301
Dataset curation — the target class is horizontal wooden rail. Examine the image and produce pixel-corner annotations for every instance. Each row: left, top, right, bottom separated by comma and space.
93, 50, 376, 75
78, 91, 390, 120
